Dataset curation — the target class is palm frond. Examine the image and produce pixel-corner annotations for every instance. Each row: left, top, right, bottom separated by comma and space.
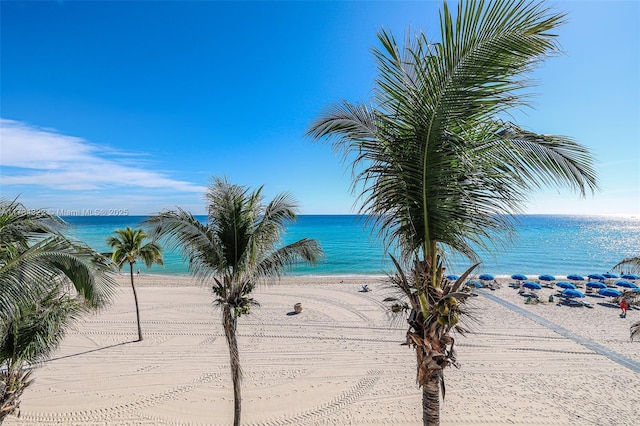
612, 256, 640, 274
145, 209, 224, 282
0, 285, 85, 365
255, 239, 324, 279
631, 321, 640, 342
1, 237, 116, 319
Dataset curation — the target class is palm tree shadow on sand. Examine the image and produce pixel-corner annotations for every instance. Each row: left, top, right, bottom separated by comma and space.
45, 339, 138, 363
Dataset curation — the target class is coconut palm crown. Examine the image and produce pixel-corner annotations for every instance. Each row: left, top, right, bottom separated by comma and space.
106, 227, 164, 342
308, 1, 597, 425
144, 177, 323, 426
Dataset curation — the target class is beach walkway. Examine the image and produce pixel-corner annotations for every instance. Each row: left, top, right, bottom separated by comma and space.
479, 291, 640, 374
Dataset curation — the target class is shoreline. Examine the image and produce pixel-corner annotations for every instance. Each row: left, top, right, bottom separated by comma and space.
6, 274, 639, 425
122, 271, 634, 286
109, 269, 636, 281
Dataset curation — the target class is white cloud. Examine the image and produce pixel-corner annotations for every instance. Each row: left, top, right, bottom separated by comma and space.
0, 118, 207, 193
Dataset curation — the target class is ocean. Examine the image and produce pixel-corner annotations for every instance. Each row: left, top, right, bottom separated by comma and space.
63, 214, 639, 278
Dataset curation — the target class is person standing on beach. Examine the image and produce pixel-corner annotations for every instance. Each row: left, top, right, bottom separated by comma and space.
620, 298, 628, 318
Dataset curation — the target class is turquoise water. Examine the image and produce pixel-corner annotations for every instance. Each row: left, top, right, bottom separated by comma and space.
63, 215, 639, 278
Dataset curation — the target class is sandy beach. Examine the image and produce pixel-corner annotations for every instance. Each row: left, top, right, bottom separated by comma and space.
5, 274, 639, 426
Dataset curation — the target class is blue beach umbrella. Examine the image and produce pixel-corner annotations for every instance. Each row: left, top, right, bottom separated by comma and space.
567, 274, 584, 281
561, 289, 585, 298
538, 274, 555, 282
511, 274, 527, 281
598, 288, 622, 298
446, 274, 460, 281
479, 273, 494, 281
523, 281, 542, 290
588, 274, 606, 281
556, 281, 576, 289
621, 274, 640, 280
603, 273, 618, 279
615, 280, 639, 289
586, 281, 607, 289
466, 280, 483, 288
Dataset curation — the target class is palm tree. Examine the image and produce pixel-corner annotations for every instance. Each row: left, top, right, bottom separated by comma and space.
106, 227, 163, 342
307, 1, 597, 424
0, 285, 85, 422
144, 177, 323, 426
0, 198, 116, 422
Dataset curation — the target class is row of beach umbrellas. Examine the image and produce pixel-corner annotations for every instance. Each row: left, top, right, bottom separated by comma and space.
508, 273, 638, 285
510, 273, 639, 282
446, 273, 640, 282
518, 281, 625, 298
444, 272, 639, 293
507, 272, 638, 299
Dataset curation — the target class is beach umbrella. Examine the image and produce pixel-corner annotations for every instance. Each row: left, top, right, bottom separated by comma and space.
561, 289, 585, 298
523, 281, 542, 290
621, 274, 640, 280
615, 280, 639, 289
511, 273, 527, 281
598, 288, 622, 298
466, 280, 483, 288
446, 274, 460, 280
538, 274, 555, 282
479, 273, 494, 281
586, 281, 607, 289
588, 274, 606, 281
556, 281, 576, 289
567, 274, 584, 281
602, 273, 618, 279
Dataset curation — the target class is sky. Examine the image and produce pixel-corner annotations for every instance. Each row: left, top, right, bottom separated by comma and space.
1, 1, 639, 216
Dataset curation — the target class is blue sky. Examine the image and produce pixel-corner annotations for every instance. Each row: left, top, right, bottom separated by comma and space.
1, 1, 638, 216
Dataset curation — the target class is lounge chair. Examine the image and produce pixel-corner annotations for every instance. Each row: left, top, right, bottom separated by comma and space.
557, 297, 592, 308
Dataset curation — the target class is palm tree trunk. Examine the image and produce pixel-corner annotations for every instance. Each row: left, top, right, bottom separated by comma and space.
129, 263, 143, 341
422, 372, 440, 426
223, 305, 242, 426
0, 362, 33, 422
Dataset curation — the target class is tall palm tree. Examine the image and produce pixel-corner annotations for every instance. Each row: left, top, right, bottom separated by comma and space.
307, 1, 597, 424
144, 177, 323, 426
106, 227, 163, 342
0, 198, 116, 422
